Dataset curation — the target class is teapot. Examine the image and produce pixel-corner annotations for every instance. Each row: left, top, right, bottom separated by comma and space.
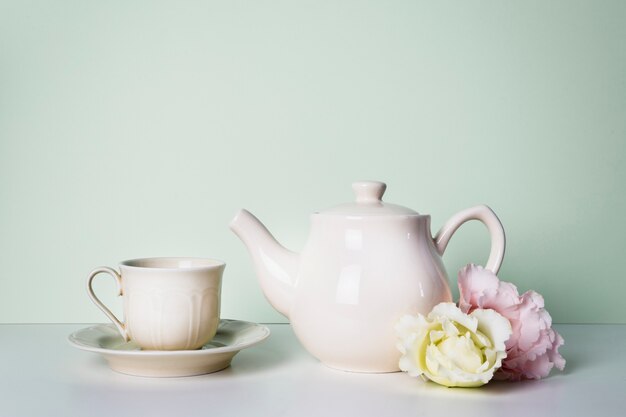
230, 181, 505, 372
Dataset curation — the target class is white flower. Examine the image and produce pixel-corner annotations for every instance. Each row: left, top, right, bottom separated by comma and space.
396, 302, 511, 388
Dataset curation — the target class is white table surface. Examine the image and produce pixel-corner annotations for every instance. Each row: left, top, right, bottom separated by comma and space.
0, 323, 624, 417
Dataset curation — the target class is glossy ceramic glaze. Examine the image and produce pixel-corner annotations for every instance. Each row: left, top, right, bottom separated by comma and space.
87, 257, 225, 350
230, 181, 505, 372
68, 319, 270, 377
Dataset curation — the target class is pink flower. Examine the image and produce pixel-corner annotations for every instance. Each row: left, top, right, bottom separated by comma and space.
458, 264, 565, 381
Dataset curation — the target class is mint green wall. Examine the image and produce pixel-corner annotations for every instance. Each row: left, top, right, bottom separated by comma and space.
1, 1, 624, 324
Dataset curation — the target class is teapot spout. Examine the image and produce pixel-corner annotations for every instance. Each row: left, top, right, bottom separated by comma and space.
229, 209, 299, 318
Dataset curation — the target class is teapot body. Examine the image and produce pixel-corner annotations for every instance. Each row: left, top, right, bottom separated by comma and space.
289, 214, 452, 372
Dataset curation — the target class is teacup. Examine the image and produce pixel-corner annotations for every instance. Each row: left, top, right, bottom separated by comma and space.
87, 257, 225, 350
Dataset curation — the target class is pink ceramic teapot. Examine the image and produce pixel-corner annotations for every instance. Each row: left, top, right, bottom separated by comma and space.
230, 181, 505, 372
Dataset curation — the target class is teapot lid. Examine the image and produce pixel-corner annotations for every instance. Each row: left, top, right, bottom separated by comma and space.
317, 181, 419, 217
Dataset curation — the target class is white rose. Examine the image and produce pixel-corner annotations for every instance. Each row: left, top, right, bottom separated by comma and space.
396, 302, 511, 387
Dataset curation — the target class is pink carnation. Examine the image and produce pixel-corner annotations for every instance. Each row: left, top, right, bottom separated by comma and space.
458, 264, 565, 381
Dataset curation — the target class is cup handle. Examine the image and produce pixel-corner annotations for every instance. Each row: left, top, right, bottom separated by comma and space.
86, 267, 130, 341
434, 205, 506, 274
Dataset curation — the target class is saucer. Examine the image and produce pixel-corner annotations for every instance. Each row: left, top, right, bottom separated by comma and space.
68, 319, 270, 377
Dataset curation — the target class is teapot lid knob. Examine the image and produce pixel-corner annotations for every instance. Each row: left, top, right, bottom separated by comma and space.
352, 181, 386, 203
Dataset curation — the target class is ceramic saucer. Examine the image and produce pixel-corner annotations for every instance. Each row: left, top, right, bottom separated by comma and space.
68, 319, 270, 377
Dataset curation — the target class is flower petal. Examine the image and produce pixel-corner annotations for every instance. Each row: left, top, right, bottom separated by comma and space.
470, 308, 512, 352
429, 302, 478, 333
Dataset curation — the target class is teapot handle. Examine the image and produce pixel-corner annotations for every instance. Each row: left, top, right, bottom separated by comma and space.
434, 205, 505, 274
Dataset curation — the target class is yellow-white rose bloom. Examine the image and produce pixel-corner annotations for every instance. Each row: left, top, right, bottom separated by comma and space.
396, 302, 512, 388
